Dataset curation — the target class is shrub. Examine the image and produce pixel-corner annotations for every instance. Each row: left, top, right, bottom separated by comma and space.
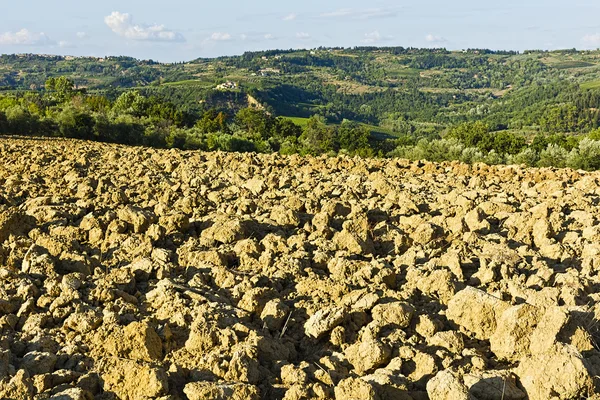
566, 139, 600, 170
460, 147, 485, 164
483, 150, 505, 165
506, 148, 539, 166
537, 144, 568, 168
0, 111, 7, 134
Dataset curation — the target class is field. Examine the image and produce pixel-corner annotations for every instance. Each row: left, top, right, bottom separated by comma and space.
0, 137, 599, 399
581, 80, 600, 90
284, 116, 310, 127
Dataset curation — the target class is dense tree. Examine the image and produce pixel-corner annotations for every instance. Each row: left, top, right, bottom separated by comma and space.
235, 108, 273, 138
338, 120, 371, 154
46, 76, 75, 101
299, 116, 336, 155
195, 109, 231, 134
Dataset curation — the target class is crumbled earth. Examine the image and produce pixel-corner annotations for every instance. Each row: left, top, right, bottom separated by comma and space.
0, 137, 600, 399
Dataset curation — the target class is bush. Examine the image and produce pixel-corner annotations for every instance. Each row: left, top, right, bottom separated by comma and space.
446, 121, 489, 147
506, 148, 538, 166
566, 139, 600, 170
56, 108, 94, 139
207, 133, 257, 152
0, 111, 7, 134
299, 116, 336, 155
460, 147, 485, 164
537, 144, 568, 168
483, 150, 505, 165
4, 105, 38, 135
389, 138, 465, 162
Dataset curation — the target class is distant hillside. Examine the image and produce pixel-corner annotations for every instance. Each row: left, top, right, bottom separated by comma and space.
2, 47, 600, 129
2, 47, 600, 169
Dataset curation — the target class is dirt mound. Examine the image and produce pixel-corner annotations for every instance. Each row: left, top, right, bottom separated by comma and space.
0, 138, 600, 399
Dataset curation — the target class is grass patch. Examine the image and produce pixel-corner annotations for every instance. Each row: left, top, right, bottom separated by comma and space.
581, 80, 600, 90
550, 61, 595, 69
162, 79, 214, 87
280, 116, 394, 139
283, 116, 310, 127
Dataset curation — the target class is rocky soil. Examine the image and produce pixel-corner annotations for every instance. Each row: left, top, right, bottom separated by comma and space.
0, 137, 600, 399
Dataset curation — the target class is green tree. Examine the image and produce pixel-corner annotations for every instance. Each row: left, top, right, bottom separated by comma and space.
56, 108, 94, 139
0, 111, 7, 134
235, 108, 273, 138
45, 76, 75, 100
4, 105, 36, 135
196, 109, 230, 134
112, 91, 148, 117
273, 118, 302, 139
338, 120, 371, 154
299, 115, 336, 155
566, 139, 600, 170
446, 121, 490, 148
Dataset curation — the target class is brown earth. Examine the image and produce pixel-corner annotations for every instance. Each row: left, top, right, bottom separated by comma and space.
0, 137, 600, 399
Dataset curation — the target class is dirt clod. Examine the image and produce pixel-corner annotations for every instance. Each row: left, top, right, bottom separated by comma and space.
0, 138, 599, 399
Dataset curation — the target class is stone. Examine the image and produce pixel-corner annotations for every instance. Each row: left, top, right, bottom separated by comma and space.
426, 370, 471, 400
489, 304, 542, 361
344, 335, 391, 375
201, 217, 248, 245
103, 321, 163, 362
334, 214, 374, 255
371, 302, 414, 328
101, 359, 168, 400
334, 377, 379, 400
429, 331, 465, 354
463, 370, 525, 400
260, 299, 290, 331
21, 351, 57, 375
0, 369, 35, 399
117, 205, 155, 233
48, 388, 92, 400
271, 205, 300, 227
446, 287, 509, 340
514, 344, 593, 400
184, 382, 260, 400
304, 306, 346, 339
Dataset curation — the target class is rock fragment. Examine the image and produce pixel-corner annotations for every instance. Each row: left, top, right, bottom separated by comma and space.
304, 306, 346, 339
446, 287, 509, 340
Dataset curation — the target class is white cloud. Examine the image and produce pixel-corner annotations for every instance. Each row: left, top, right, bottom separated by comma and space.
359, 31, 394, 44
264, 33, 276, 40
320, 8, 353, 18
296, 32, 310, 40
582, 33, 600, 49
0, 29, 54, 46
425, 34, 447, 43
283, 13, 297, 21
210, 32, 232, 41
320, 8, 397, 20
240, 34, 248, 41
104, 11, 185, 42
361, 31, 381, 44
76, 32, 88, 39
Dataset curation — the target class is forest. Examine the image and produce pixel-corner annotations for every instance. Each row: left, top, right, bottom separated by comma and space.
2, 46, 600, 169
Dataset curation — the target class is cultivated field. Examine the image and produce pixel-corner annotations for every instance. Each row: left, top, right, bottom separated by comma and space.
0, 138, 599, 399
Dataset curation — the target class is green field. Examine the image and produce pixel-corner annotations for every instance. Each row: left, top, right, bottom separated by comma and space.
285, 117, 310, 127
581, 80, 600, 90
162, 79, 214, 87
551, 61, 596, 69
282, 117, 394, 139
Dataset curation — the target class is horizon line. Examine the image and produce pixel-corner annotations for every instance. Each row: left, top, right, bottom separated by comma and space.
2, 45, 597, 64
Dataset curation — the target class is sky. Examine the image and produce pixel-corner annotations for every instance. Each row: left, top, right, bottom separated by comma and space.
1, 0, 600, 62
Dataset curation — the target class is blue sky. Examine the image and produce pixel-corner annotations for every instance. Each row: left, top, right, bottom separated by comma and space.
1, 0, 600, 62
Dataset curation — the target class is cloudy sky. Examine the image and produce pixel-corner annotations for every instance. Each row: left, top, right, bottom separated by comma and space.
1, 0, 600, 62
